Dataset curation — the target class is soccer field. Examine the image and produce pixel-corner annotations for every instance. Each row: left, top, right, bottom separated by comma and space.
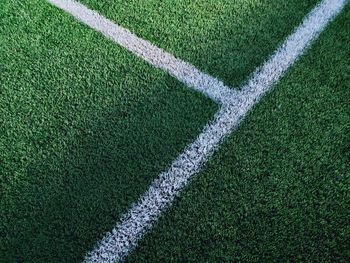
1, 0, 349, 262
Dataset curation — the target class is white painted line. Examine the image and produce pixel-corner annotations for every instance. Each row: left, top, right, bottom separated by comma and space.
46, 0, 348, 261
237, 0, 348, 101
47, 0, 237, 105
78, 0, 347, 261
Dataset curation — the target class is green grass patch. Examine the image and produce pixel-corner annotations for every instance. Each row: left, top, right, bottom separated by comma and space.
0, 1, 217, 261
78, 0, 319, 88
126, 5, 350, 262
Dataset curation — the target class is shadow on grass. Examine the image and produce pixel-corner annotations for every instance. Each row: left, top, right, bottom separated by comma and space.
0, 0, 340, 262
1, 74, 216, 262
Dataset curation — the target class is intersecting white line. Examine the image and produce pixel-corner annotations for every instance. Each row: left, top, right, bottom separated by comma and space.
47, 0, 348, 262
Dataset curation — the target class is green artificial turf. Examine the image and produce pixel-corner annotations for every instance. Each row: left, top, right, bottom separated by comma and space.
126, 4, 350, 263
0, 1, 218, 261
2, 0, 349, 262
78, 0, 319, 88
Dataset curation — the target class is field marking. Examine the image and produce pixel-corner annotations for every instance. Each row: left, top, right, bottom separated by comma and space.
47, 0, 348, 262
47, 0, 237, 105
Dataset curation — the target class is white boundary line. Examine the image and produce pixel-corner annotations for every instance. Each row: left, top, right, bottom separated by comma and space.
47, 0, 347, 262
47, 0, 237, 105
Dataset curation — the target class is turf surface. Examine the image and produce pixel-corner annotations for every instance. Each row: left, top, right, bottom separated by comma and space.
78, 0, 319, 88
1, 0, 349, 262
0, 1, 217, 261
126, 4, 350, 262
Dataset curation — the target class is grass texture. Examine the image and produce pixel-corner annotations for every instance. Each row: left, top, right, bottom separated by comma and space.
126, 4, 350, 262
1, 0, 349, 262
0, 1, 217, 261
79, 0, 319, 88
